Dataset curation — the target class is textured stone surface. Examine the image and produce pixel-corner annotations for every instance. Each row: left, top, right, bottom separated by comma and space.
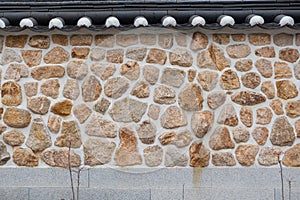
71, 47, 90, 59
136, 120, 157, 144
209, 126, 235, 150
6, 35, 28, 48
169, 48, 193, 67
3, 108, 31, 128
47, 114, 61, 134
1, 81, 22, 106
175, 33, 187, 46
283, 144, 300, 167
158, 34, 173, 49
114, 126, 142, 166
143, 145, 163, 167
28, 35, 50, 49
217, 104, 238, 127
13, 148, 38, 167
67, 60, 88, 80
252, 127, 268, 145
255, 59, 272, 78
294, 61, 300, 79
95, 34, 114, 47
231, 91, 266, 106
178, 84, 203, 111
91, 63, 115, 80
212, 152, 236, 166
274, 33, 293, 46
235, 145, 259, 166
146, 48, 167, 65
126, 47, 147, 61
165, 147, 188, 167
1, 49, 22, 65
220, 69, 240, 90
189, 141, 210, 167
279, 48, 299, 63
286, 100, 300, 118
73, 104, 92, 124
143, 65, 159, 85
51, 100, 72, 116
104, 77, 129, 99
161, 68, 185, 88
82, 75, 102, 102
117, 34, 138, 47
207, 91, 226, 110
160, 106, 187, 129
3, 130, 25, 146
42, 149, 81, 168
188, 70, 196, 82
0, 141, 10, 165
52, 34, 68, 46
94, 98, 110, 115
70, 35, 92, 46
274, 61, 292, 79
197, 50, 217, 70
276, 80, 298, 100
241, 72, 261, 89
41, 79, 60, 99
255, 46, 275, 58
270, 117, 295, 146
90, 48, 105, 61
190, 32, 208, 50
84, 139, 116, 166
147, 104, 160, 120
21, 50, 42, 67
140, 34, 156, 45
159, 130, 193, 148
63, 79, 80, 100
226, 44, 251, 58
31, 65, 65, 80
197, 71, 218, 91
131, 81, 150, 98
27, 96, 51, 115
240, 107, 253, 127
106, 49, 123, 63
248, 33, 271, 46
234, 59, 253, 72
85, 115, 117, 138
44, 47, 69, 64
232, 127, 250, 143
209, 44, 230, 71
261, 81, 275, 99
24, 82, 38, 97
232, 34, 245, 41
5, 63, 29, 81
55, 121, 82, 148
213, 34, 230, 44
258, 147, 281, 166
256, 107, 273, 125
120, 61, 140, 80
270, 99, 284, 115
191, 110, 214, 138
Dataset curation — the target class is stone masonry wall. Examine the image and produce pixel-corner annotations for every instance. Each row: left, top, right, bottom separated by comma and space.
0, 27, 299, 169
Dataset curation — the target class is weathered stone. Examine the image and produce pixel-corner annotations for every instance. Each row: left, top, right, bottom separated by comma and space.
52, 34, 68, 46
67, 60, 88, 80
0, 125, 6, 135
1, 81, 22, 106
63, 79, 80, 100
47, 114, 61, 134
175, 33, 187, 46
296, 120, 300, 138
55, 121, 82, 148
248, 33, 271, 46
161, 68, 185, 88
178, 84, 203, 111
232, 127, 250, 143
294, 61, 300, 80
255, 58, 273, 78
240, 107, 253, 127
159, 130, 192, 148
234, 59, 253, 72
189, 141, 210, 167
231, 91, 266, 106
109, 98, 147, 122
104, 77, 129, 99
169, 48, 193, 67
3, 130, 25, 146
256, 107, 272, 125
274, 33, 293, 46
42, 148, 81, 168
255, 46, 275, 58
0, 36, 3, 53
85, 115, 117, 138
161, 106, 187, 129
276, 80, 298, 100
51, 100, 73, 116
297, 34, 300, 46
258, 147, 281, 166
115, 126, 142, 166
90, 48, 105, 61
120, 61, 140, 80
27, 96, 51, 115
236, 145, 259, 166
26, 118, 52, 152
146, 48, 167, 65
70, 35, 92, 46
3, 108, 31, 128
126, 47, 147, 61
106, 49, 123, 63
274, 61, 292, 79
137, 120, 157, 144
270, 117, 295, 146
220, 69, 240, 90
165, 147, 188, 167
143, 65, 159, 85
71, 47, 90, 59
21, 50, 42, 67
232, 34, 245, 42
190, 32, 208, 50
140, 34, 156, 45
197, 71, 218, 91
188, 70, 196, 82
28, 35, 50, 49
116, 34, 138, 47
82, 75, 102, 102
283, 144, 300, 167
241, 72, 261, 89
41, 79, 60, 99
131, 81, 150, 98
197, 50, 217, 70
95, 34, 114, 47
191, 110, 214, 138
158, 34, 173, 49
6, 35, 28, 48
73, 104, 92, 124
252, 126, 268, 145
24, 82, 38, 97
261, 81, 275, 99
0, 108, 3, 120
207, 91, 226, 110
213, 34, 230, 44
210, 44, 231, 71
94, 98, 111, 115
286, 100, 300, 118
226, 44, 251, 58
212, 152, 236, 166
5, 63, 29, 81
13, 148, 38, 167
1, 49, 22, 65
91, 63, 115, 80
209, 126, 235, 150
270, 99, 284, 115
44, 47, 69, 64
279, 48, 299, 63
31, 65, 65, 80
143, 145, 163, 167
84, 139, 116, 166
148, 104, 160, 120
217, 104, 238, 127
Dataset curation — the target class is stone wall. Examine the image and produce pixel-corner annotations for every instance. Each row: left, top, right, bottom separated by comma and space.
0, 27, 299, 169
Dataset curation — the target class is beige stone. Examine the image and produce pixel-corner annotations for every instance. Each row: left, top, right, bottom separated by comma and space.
255, 58, 273, 78
241, 72, 261, 89
146, 48, 167, 65
67, 60, 88, 80
270, 117, 295, 146
159, 130, 192, 148
178, 84, 203, 111
226, 44, 251, 58
161, 68, 185, 88
120, 61, 140, 80
207, 91, 226, 110
213, 34, 230, 44
0, 125, 6, 135
28, 35, 50, 49
279, 48, 299, 63
0, 36, 3, 53
274, 33, 293, 46
286, 100, 300, 118
252, 126, 269, 145
73, 104, 92, 124
104, 77, 129, 99
158, 34, 173, 49
234, 59, 253, 72
131, 81, 150, 98
147, 104, 160, 120
276, 80, 298, 100
106, 49, 123, 63
82, 75, 102, 102
248, 33, 271, 46
143, 65, 159, 85
169, 48, 193, 67
255, 46, 276, 58
143, 145, 163, 167
161, 106, 187, 129
296, 120, 300, 138
210, 44, 230, 71
27, 96, 51, 115
256, 107, 272, 125
231, 91, 266, 106
137, 120, 157, 144
232, 127, 250, 143
24, 82, 38, 97
191, 110, 214, 138
51, 100, 73, 116
190, 32, 208, 50
175, 33, 187, 46
52, 35, 68, 46
212, 152, 236, 166
62, 79, 80, 100
294, 61, 300, 80
44, 47, 69, 64
197, 71, 218, 91
140, 34, 156, 45
217, 104, 238, 127
31, 65, 65, 80
189, 141, 210, 167
41, 79, 60, 99
42, 148, 81, 168
94, 98, 111, 115
70, 35, 92, 46
71, 47, 90, 59
297, 34, 300, 46
85, 115, 117, 138
232, 34, 245, 42
261, 81, 275, 99
1, 49, 22, 65
95, 34, 114, 47
1, 81, 22, 106
3, 130, 25, 146
90, 48, 105, 61
270, 99, 284, 115
47, 114, 61, 134
283, 144, 300, 167
6, 35, 28, 48
5, 63, 29, 81
197, 50, 217, 70
274, 62, 292, 79
188, 70, 196, 82
209, 126, 235, 150
165, 147, 188, 167
55, 121, 82, 148
21, 50, 42, 67
220, 69, 240, 90
91, 63, 115, 80
116, 34, 138, 47
126, 47, 147, 61
13, 148, 38, 167
240, 107, 253, 127
235, 145, 259, 166
258, 147, 281, 166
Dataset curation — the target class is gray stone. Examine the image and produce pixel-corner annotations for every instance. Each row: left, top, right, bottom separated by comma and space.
90, 48, 105, 61
94, 98, 111, 115
153, 85, 176, 104
85, 115, 117, 138
258, 147, 281, 166
40, 79, 60, 99
82, 75, 102, 102
270, 117, 295, 146
0, 141, 10, 165
62, 79, 80, 100
136, 120, 157, 144
104, 77, 129, 99
197, 71, 219, 91
217, 104, 238, 127
161, 68, 185, 88
158, 34, 173, 49
143, 65, 159, 85
24, 82, 38, 97
73, 103, 92, 124
165, 147, 187, 167
169, 48, 193, 67
131, 81, 150, 98
143, 145, 163, 167
148, 104, 160, 120
1, 49, 22, 65
207, 91, 226, 110
41, 148, 81, 168
178, 84, 203, 111
232, 127, 250, 143
126, 47, 147, 61
191, 110, 214, 138
4, 63, 29, 81
159, 130, 193, 148
67, 60, 88, 80
160, 106, 187, 129
91, 63, 116, 80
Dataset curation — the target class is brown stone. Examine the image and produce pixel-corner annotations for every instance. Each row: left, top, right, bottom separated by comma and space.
248, 33, 271, 46
286, 100, 300, 118
3, 108, 31, 128
217, 104, 238, 127
0, 125, 6, 135
234, 59, 253, 72
21, 50, 42, 67
279, 48, 299, 63
274, 62, 292, 79
51, 100, 73, 116
1, 81, 22, 106
146, 48, 167, 65
159, 130, 192, 148
82, 75, 102, 102
169, 48, 193, 67
63, 79, 80, 100
147, 104, 160, 120
115, 126, 142, 166
143, 145, 163, 167
235, 145, 259, 166
212, 152, 236, 166
283, 144, 300, 167
85, 115, 117, 138
161, 68, 185, 88
5, 63, 29, 81
158, 34, 173, 49
197, 71, 218, 91
276, 80, 298, 100
226, 44, 251, 58
140, 34, 156, 45
220, 69, 240, 90
24, 82, 38, 97
207, 91, 226, 110
94, 98, 111, 115
47, 114, 61, 134
71, 47, 90, 59
209, 126, 235, 150
70, 35, 92, 46
95, 34, 114, 47
44, 47, 69, 64
42, 148, 81, 168
296, 120, 300, 138
120, 61, 140, 80
55, 121, 82, 148
191, 110, 214, 138
6, 35, 28, 48
104, 77, 129, 99
270, 99, 284, 115
28, 35, 50, 49
188, 70, 196, 82
210, 44, 231, 71
84, 139, 116, 166
294, 61, 300, 80
241, 72, 261, 89
178, 84, 203, 111
189, 141, 210, 167
231, 91, 266, 106
73, 104, 92, 124
91, 63, 115, 80
165, 147, 188, 167
213, 34, 230, 44
258, 147, 281, 166
232, 34, 245, 42
232, 127, 250, 143
31, 65, 65, 80
270, 117, 295, 146
255, 58, 273, 78
106, 49, 123, 63
52, 35, 68, 46
252, 126, 269, 145
143, 65, 159, 85
256, 107, 273, 125
90, 48, 105, 61
240, 107, 253, 127
3, 130, 25, 146
255, 46, 276, 58
13, 148, 38, 167
41, 79, 60, 99
197, 50, 217, 70
261, 81, 275, 99
116, 34, 138, 47
126, 47, 147, 61
27, 96, 51, 115
190, 32, 208, 51
131, 81, 150, 98
137, 120, 157, 144
161, 106, 187, 129
175, 33, 187, 47
274, 33, 293, 46
1, 49, 22, 65
67, 60, 88, 80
